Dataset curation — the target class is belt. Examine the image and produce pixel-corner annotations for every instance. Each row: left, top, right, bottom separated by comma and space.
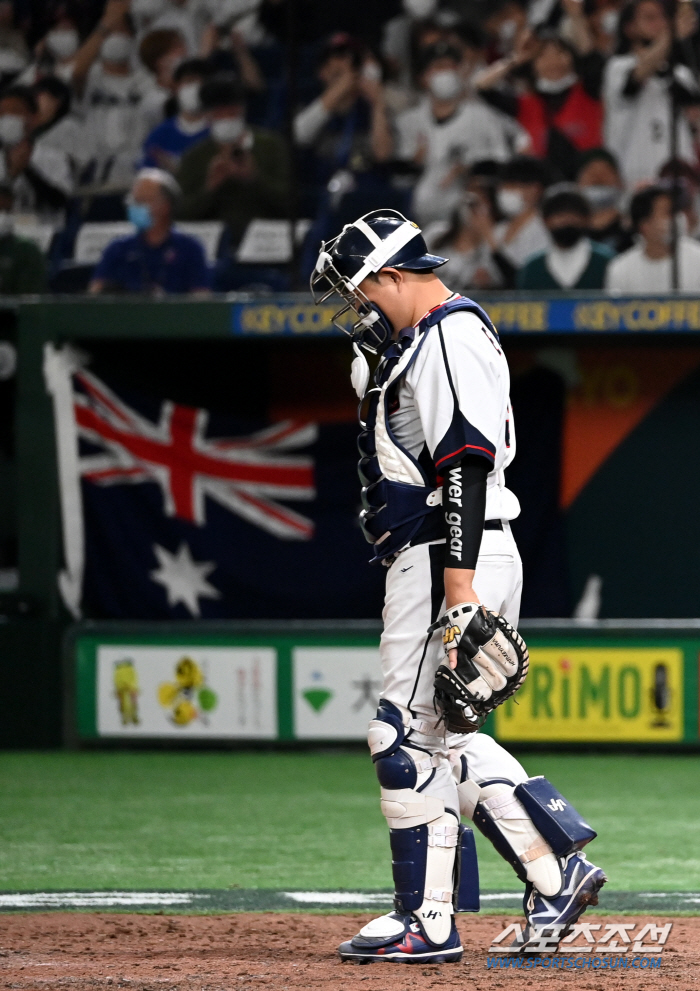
484, 519, 503, 531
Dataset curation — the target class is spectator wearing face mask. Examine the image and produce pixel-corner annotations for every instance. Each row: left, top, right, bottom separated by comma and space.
142, 58, 211, 172
381, 0, 438, 92
18, 16, 79, 86
395, 41, 524, 225
423, 176, 503, 289
482, 0, 528, 60
176, 74, 289, 241
293, 33, 393, 211
517, 184, 613, 289
475, 30, 603, 180
0, 85, 72, 219
0, 183, 46, 292
606, 185, 700, 291
89, 167, 209, 294
576, 147, 632, 254
486, 155, 551, 281
604, 0, 700, 189
77, 14, 160, 190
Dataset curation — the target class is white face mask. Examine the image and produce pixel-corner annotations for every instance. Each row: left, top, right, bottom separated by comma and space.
582, 185, 620, 210
45, 28, 79, 60
132, 0, 168, 16
178, 81, 201, 114
211, 116, 245, 143
403, 0, 437, 18
536, 72, 577, 94
499, 18, 518, 43
600, 8, 620, 35
0, 114, 25, 146
497, 188, 526, 218
428, 69, 462, 101
101, 33, 133, 64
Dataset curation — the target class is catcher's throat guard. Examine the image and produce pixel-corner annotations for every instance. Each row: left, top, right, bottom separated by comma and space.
432, 603, 529, 733
310, 208, 447, 354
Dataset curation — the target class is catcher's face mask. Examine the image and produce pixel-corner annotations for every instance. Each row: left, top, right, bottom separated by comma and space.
310, 249, 394, 354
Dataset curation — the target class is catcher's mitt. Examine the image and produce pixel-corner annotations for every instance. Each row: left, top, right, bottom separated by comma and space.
433, 602, 529, 733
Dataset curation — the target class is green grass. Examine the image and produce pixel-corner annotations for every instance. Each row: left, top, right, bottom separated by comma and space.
0, 751, 698, 892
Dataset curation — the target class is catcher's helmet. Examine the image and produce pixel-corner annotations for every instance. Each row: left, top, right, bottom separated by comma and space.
310, 209, 448, 353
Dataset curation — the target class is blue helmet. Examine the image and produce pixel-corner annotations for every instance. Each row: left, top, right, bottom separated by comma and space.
310, 209, 448, 353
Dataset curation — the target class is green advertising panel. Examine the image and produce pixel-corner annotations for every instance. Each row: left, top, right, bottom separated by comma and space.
68, 622, 700, 746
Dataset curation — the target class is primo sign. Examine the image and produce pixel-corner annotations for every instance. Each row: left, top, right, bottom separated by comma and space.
495, 648, 683, 742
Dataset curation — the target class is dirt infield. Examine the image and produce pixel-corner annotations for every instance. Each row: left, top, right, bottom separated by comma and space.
0, 913, 698, 991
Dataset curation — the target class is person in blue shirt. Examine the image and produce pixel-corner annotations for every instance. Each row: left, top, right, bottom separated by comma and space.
141, 59, 212, 174
89, 168, 210, 295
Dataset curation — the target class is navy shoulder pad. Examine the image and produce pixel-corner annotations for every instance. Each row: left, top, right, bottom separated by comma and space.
422, 296, 498, 338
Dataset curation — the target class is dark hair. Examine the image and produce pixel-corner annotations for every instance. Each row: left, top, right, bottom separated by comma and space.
320, 32, 365, 70
630, 185, 670, 230
417, 40, 462, 74
32, 76, 71, 121
199, 73, 245, 109
0, 84, 36, 114
454, 21, 486, 50
418, 41, 462, 75
542, 182, 591, 220
499, 155, 551, 187
138, 29, 183, 73
535, 28, 577, 62
576, 147, 620, 178
616, 0, 666, 55
173, 57, 212, 84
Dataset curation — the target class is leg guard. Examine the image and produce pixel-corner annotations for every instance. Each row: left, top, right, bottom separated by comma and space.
470, 782, 563, 897
382, 789, 458, 946
453, 825, 480, 913
515, 776, 597, 856
369, 700, 461, 946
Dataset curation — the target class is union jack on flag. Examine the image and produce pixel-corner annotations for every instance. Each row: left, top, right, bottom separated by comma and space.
44, 343, 323, 620
74, 367, 317, 540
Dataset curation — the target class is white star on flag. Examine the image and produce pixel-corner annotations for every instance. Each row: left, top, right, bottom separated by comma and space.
149, 542, 221, 617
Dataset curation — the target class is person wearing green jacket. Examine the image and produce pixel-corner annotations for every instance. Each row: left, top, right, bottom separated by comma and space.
175, 74, 290, 243
517, 184, 614, 291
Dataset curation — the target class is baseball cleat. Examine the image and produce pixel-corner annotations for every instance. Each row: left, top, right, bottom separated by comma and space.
337, 911, 463, 963
518, 852, 607, 951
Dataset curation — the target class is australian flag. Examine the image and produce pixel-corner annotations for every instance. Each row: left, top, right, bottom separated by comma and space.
44, 344, 384, 620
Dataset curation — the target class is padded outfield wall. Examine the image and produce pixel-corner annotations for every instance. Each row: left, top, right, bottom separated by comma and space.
3, 292, 700, 745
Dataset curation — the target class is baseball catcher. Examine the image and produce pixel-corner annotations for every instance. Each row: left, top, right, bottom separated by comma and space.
311, 209, 606, 963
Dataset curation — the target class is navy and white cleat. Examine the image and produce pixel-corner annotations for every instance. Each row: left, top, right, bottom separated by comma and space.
337, 912, 463, 964
520, 852, 607, 951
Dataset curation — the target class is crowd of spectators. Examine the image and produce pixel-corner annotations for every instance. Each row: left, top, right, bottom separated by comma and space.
0, 0, 699, 293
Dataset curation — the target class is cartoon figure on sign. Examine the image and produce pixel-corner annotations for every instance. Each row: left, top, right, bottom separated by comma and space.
650, 662, 671, 727
157, 656, 218, 727
113, 659, 139, 725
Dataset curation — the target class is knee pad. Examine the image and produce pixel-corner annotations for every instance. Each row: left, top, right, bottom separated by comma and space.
367, 698, 407, 760
473, 782, 562, 896
514, 776, 597, 856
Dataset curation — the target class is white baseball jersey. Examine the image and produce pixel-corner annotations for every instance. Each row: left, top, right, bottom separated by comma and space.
603, 55, 697, 188
384, 297, 521, 524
